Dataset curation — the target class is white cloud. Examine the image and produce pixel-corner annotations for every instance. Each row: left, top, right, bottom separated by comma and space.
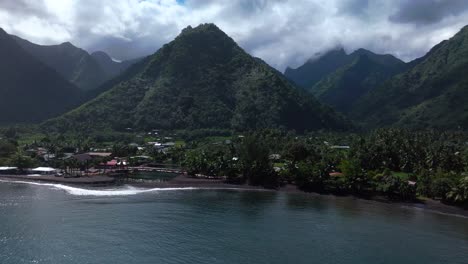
1, 0, 467, 70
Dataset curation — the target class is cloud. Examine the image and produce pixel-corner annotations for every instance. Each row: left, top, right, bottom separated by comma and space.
0, 0, 468, 70
389, 0, 468, 25
0, 0, 49, 17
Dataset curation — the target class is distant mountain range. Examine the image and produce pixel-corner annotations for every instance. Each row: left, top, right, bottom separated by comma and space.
285, 25, 468, 129
12, 35, 140, 91
0, 28, 142, 124
0, 28, 80, 124
44, 24, 350, 132
286, 48, 408, 113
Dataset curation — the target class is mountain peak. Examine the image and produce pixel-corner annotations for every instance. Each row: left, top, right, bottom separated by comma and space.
59, 41, 77, 48
178, 23, 230, 40
91, 51, 113, 61
314, 47, 347, 61
143, 23, 240, 78
351, 48, 373, 56
182, 23, 221, 32
284, 47, 352, 88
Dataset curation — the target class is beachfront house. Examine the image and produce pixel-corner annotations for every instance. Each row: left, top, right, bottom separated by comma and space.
73, 153, 93, 163
0, 167, 18, 175
98, 159, 128, 170
269, 154, 281, 160
150, 142, 176, 154
30, 167, 58, 176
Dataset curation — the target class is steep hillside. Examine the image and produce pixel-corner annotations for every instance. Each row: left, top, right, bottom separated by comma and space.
45, 24, 350, 132
352, 25, 468, 129
310, 49, 407, 113
0, 28, 81, 124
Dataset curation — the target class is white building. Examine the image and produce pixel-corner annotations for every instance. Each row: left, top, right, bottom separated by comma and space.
0, 167, 18, 174
30, 167, 58, 176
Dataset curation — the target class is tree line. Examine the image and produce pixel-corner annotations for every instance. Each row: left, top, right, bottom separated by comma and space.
182, 129, 468, 207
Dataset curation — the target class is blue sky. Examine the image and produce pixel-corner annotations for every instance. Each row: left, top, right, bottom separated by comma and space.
1, 0, 467, 70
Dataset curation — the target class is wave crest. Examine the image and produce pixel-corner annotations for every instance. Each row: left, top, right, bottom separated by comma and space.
0, 179, 199, 196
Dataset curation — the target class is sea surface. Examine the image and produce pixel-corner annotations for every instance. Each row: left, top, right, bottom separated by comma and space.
0, 180, 467, 264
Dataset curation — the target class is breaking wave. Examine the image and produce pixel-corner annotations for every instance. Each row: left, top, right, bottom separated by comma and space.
0, 179, 203, 196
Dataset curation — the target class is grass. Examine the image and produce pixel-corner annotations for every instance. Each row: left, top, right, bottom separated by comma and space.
175, 140, 186, 147
274, 162, 286, 168
392, 171, 412, 180
143, 136, 161, 143
199, 136, 233, 144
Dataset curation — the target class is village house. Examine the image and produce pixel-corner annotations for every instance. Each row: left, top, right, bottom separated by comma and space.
29, 167, 58, 176
0, 167, 18, 175
269, 154, 281, 160
98, 159, 128, 170
72, 152, 112, 163
25, 147, 56, 161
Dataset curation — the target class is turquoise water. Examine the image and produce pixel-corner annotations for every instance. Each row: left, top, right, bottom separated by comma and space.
0, 181, 467, 264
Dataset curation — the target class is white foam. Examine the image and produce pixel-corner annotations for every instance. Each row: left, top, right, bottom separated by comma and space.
0, 179, 200, 196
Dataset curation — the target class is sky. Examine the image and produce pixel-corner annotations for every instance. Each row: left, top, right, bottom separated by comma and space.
0, 0, 467, 71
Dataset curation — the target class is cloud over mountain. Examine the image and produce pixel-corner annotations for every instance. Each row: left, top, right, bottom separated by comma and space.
1, 0, 467, 70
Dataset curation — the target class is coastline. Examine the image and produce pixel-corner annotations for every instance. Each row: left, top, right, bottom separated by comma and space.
1, 174, 467, 218
0, 174, 115, 184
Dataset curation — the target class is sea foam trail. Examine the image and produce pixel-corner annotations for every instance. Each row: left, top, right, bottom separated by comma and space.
0, 179, 203, 196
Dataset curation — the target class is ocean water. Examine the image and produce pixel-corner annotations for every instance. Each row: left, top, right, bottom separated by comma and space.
0, 180, 467, 264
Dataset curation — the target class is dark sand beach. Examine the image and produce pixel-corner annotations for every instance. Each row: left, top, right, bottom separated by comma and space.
1, 173, 467, 218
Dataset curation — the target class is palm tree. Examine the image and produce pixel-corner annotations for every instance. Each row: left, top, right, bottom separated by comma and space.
447, 176, 468, 204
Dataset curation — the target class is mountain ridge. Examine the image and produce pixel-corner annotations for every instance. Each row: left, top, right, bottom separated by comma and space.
351, 25, 468, 129
12, 35, 140, 91
284, 48, 352, 89
308, 49, 408, 114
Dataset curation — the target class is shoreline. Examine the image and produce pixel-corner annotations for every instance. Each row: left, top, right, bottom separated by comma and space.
0, 174, 116, 185
1, 174, 467, 218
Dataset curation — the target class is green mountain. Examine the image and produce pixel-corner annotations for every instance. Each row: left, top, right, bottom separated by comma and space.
284, 48, 352, 88
45, 24, 350, 133
310, 49, 407, 113
13, 36, 138, 91
0, 28, 81, 124
352, 25, 468, 129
